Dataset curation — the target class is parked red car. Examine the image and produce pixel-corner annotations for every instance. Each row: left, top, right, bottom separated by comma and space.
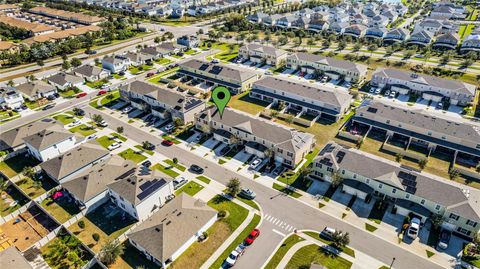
76, 92, 87, 98
146, 72, 155, 77
97, 90, 107, 96
161, 139, 174, 146
244, 229, 260, 245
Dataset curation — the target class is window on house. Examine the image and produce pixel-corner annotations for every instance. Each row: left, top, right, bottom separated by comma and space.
392, 189, 397, 194
327, 167, 334, 173
466, 220, 477, 227
353, 174, 357, 179
420, 199, 425, 205
405, 194, 410, 199
379, 183, 383, 189
341, 170, 345, 175
449, 213, 459, 221
435, 205, 440, 210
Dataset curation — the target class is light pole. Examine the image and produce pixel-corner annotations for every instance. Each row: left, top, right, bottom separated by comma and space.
389, 257, 396, 269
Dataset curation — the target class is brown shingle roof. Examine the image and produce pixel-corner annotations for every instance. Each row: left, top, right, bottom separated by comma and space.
0, 118, 59, 149
22, 124, 74, 151
0, 16, 56, 33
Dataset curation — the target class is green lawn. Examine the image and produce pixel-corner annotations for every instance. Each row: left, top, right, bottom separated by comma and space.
151, 163, 180, 178
236, 196, 260, 211
112, 73, 124, 79
0, 185, 29, 217
134, 145, 154, 155
68, 124, 96, 136
111, 132, 127, 142
303, 232, 355, 257
154, 57, 172, 65
163, 159, 186, 171
96, 135, 117, 149
118, 148, 147, 163
53, 114, 76, 125
365, 223, 378, 232
85, 79, 108, 89
175, 181, 204, 196
229, 91, 271, 115
68, 202, 136, 253
58, 89, 79, 98
264, 234, 306, 269
210, 214, 261, 268
16, 176, 56, 198
172, 195, 248, 268
272, 183, 302, 198
426, 250, 435, 258
286, 243, 352, 269
184, 49, 199, 55
40, 197, 80, 224
0, 154, 40, 178
170, 54, 184, 59
196, 176, 211, 184
0, 110, 17, 121
109, 241, 159, 269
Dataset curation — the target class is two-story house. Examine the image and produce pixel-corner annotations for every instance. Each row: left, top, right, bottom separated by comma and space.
45, 73, 84, 91
312, 141, 480, 239
249, 76, 352, 122
0, 86, 24, 110
195, 107, 315, 168
16, 80, 57, 101
286, 52, 368, 83
102, 55, 131, 74
73, 65, 110, 82
238, 44, 288, 67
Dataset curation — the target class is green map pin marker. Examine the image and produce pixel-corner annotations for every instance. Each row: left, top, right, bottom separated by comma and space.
212, 86, 231, 118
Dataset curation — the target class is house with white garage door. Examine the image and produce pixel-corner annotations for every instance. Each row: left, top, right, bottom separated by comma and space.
311, 141, 480, 239
108, 166, 175, 221
370, 68, 476, 106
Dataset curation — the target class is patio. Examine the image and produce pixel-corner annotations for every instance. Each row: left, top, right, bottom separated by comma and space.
40, 190, 81, 224
68, 201, 137, 252
108, 241, 159, 269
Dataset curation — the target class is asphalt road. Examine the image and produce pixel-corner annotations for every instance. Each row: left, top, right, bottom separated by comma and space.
0, 49, 215, 132
84, 106, 445, 269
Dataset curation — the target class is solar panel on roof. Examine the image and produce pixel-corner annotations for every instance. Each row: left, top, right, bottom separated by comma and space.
137, 178, 167, 201
199, 64, 209, 71
367, 107, 378, 113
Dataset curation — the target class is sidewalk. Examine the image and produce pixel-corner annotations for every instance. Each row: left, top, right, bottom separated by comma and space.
276, 240, 310, 269
200, 211, 255, 269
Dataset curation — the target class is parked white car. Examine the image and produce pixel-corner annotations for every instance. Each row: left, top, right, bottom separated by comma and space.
225, 249, 240, 267
407, 218, 421, 239
165, 123, 175, 133
250, 158, 263, 170
70, 120, 82, 127
98, 120, 108, 127
122, 106, 133, 114
107, 142, 122, 151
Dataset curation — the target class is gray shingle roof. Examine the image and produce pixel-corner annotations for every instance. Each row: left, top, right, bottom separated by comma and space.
121, 81, 204, 113
108, 166, 173, 206
62, 155, 136, 202
128, 194, 217, 262
16, 80, 56, 98
253, 76, 352, 108
22, 124, 75, 151
40, 141, 109, 180
0, 118, 59, 149
179, 59, 257, 82
73, 65, 105, 77
356, 101, 480, 145
200, 107, 315, 153
287, 52, 367, 74
315, 142, 480, 222
240, 44, 287, 58
46, 73, 83, 86
372, 68, 476, 96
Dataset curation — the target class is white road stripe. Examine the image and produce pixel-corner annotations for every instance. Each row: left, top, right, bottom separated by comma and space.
278, 221, 284, 227
274, 219, 281, 225
272, 229, 286, 237
289, 226, 294, 232
265, 215, 271, 221
270, 217, 277, 223
285, 225, 291, 231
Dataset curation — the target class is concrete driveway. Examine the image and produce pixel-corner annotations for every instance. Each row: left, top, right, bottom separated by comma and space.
186, 131, 201, 143
128, 109, 144, 118
306, 179, 330, 196
213, 142, 228, 156
331, 188, 353, 207
382, 205, 404, 234
233, 150, 253, 163
202, 137, 220, 150
351, 198, 374, 218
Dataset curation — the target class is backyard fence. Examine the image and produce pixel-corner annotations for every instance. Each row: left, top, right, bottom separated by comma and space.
0, 200, 32, 225
0, 147, 27, 162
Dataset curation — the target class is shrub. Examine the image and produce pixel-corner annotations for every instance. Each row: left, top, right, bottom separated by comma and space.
92, 233, 100, 242
218, 210, 227, 218
78, 220, 85, 229
202, 231, 208, 239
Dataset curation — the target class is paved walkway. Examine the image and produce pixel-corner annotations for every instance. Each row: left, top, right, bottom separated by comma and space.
200, 211, 255, 269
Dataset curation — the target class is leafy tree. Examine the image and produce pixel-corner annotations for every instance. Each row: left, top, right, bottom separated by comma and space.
154, 36, 161, 43
70, 58, 82, 67
230, 134, 242, 149
403, 50, 414, 59
22, 166, 35, 179
430, 214, 444, 230
331, 230, 350, 249
99, 239, 124, 266
449, 168, 459, 180
72, 107, 82, 116
331, 170, 343, 188
62, 60, 71, 70
353, 43, 361, 52
226, 178, 241, 196
91, 114, 103, 124
367, 44, 378, 56
92, 233, 100, 243
78, 220, 85, 229
418, 159, 428, 169
172, 157, 178, 164
116, 126, 124, 134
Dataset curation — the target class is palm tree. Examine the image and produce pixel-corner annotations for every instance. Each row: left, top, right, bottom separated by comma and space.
99, 239, 124, 266
230, 134, 242, 150
330, 170, 343, 188
22, 166, 35, 179
265, 148, 275, 166
331, 230, 350, 249
91, 114, 103, 124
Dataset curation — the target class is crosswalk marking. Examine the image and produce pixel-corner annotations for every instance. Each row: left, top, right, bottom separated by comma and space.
264, 213, 296, 233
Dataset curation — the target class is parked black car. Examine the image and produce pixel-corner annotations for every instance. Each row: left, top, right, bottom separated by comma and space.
75, 108, 85, 116
189, 164, 204, 174
42, 104, 56, 110
141, 160, 152, 167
